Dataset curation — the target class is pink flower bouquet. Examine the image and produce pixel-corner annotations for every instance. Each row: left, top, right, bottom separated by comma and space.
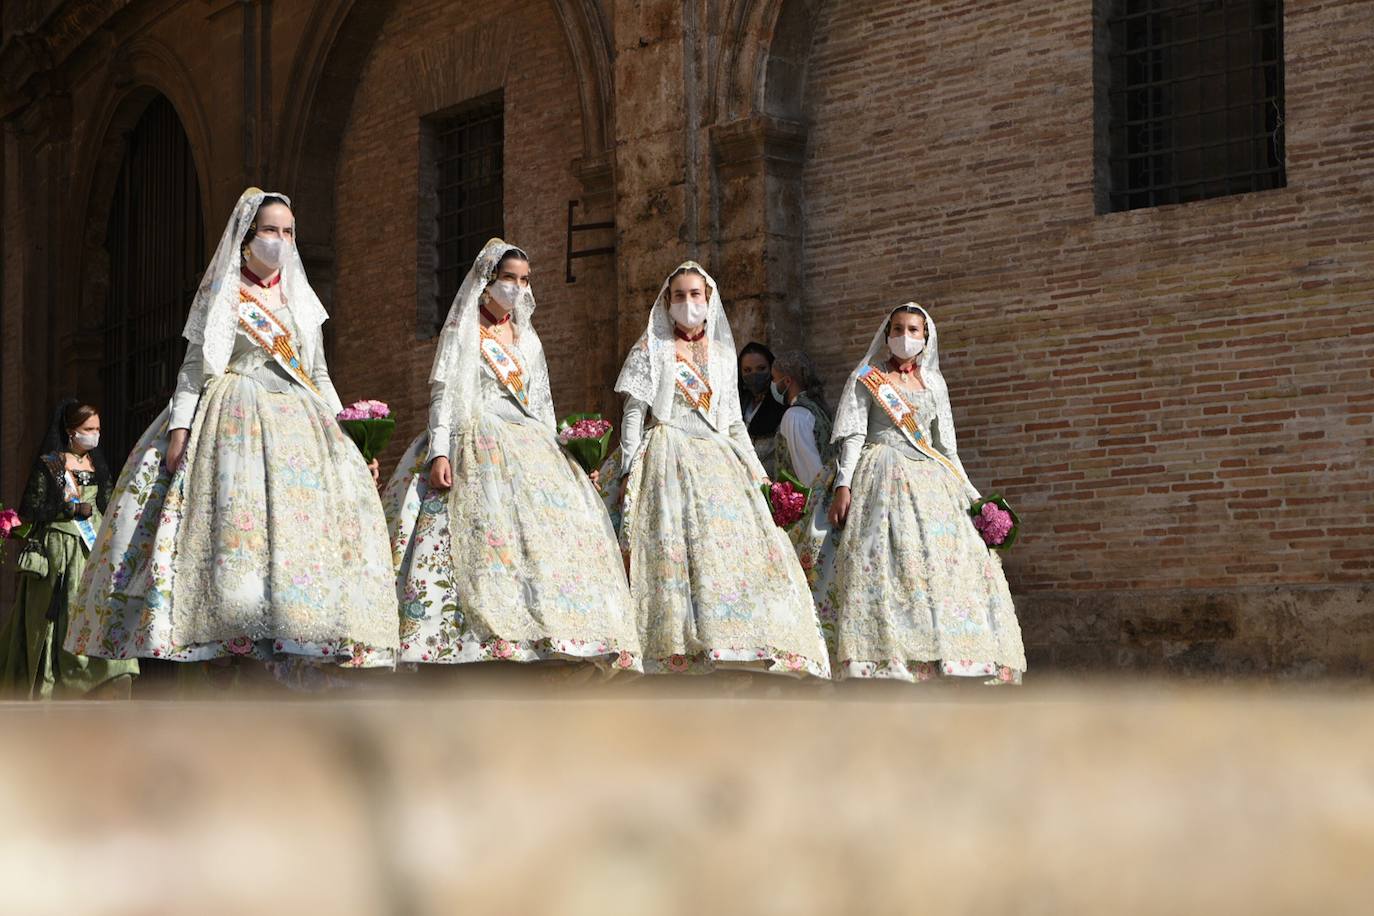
557, 413, 614, 474
969, 493, 1021, 550
337, 399, 396, 463
0, 508, 24, 539
0, 504, 32, 564
762, 469, 811, 530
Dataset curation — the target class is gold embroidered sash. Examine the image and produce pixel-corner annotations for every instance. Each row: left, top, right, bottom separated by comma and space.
237, 290, 327, 406
478, 328, 534, 416
673, 357, 714, 423
858, 364, 970, 489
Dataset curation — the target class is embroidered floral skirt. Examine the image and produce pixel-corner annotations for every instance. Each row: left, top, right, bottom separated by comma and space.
65, 373, 399, 668
383, 411, 641, 672
620, 424, 830, 678
795, 444, 1026, 683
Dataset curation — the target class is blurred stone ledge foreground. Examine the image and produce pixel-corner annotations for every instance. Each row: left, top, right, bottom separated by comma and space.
2, 682, 1373, 915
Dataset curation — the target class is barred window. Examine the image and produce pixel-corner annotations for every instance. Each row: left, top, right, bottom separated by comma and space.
420, 91, 504, 336
1102, 0, 1285, 212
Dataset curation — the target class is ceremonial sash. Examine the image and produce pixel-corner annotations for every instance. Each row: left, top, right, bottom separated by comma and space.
478, 328, 536, 418
673, 357, 715, 425
857, 364, 971, 491
237, 290, 328, 407
43, 454, 97, 551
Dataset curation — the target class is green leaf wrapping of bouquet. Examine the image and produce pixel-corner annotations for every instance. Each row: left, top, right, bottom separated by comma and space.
558, 412, 614, 474
777, 467, 813, 503
968, 492, 1021, 550
339, 418, 397, 463
762, 467, 813, 529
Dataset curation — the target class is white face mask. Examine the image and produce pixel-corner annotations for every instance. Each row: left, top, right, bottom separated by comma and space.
488, 280, 523, 310
72, 432, 100, 451
249, 235, 290, 271
888, 334, 925, 361
670, 299, 708, 330
770, 380, 788, 405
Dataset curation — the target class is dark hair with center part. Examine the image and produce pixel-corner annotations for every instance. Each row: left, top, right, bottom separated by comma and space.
884, 305, 926, 338
737, 341, 775, 369
496, 247, 529, 274
63, 402, 99, 436
669, 264, 708, 286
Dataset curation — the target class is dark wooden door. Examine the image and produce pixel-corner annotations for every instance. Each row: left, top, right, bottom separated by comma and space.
100, 95, 205, 464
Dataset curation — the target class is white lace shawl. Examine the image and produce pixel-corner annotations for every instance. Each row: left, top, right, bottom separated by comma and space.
429, 237, 554, 433
831, 302, 974, 487
181, 187, 330, 378
613, 260, 743, 431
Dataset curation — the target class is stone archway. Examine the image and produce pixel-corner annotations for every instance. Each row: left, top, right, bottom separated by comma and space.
272, 0, 398, 307
710, 0, 827, 127
274, 0, 617, 309
274, 0, 622, 424
707, 0, 829, 352
84, 94, 206, 462
65, 35, 216, 415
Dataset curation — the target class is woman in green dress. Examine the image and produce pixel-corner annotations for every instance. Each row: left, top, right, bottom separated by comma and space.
0, 400, 139, 698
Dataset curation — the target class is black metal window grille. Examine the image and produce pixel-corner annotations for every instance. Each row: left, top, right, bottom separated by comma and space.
432, 93, 503, 334
1106, 0, 1285, 212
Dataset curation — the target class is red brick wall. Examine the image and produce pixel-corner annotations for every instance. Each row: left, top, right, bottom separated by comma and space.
330, 0, 593, 457
798, 0, 1374, 595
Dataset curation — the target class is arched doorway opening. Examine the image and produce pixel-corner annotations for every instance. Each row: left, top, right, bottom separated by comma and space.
99, 94, 205, 463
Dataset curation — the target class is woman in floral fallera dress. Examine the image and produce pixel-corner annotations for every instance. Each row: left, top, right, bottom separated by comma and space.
382, 240, 641, 672
613, 262, 829, 678
65, 188, 399, 675
795, 303, 1026, 684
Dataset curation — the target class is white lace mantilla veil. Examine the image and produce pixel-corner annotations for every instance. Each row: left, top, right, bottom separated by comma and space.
181, 187, 331, 379
831, 302, 979, 495
614, 260, 743, 431
429, 237, 554, 433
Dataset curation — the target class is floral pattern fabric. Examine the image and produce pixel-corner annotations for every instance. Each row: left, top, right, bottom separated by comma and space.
795, 381, 1026, 683
65, 336, 399, 668
620, 388, 830, 678
383, 357, 641, 672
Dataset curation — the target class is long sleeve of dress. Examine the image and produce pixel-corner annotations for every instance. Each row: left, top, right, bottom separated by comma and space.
833, 395, 870, 489
169, 343, 206, 430
833, 434, 865, 489
427, 376, 452, 462
619, 397, 647, 474
310, 357, 344, 417
729, 416, 768, 483
778, 406, 822, 487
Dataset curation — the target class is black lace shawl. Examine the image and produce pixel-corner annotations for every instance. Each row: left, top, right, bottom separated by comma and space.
17, 398, 114, 527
